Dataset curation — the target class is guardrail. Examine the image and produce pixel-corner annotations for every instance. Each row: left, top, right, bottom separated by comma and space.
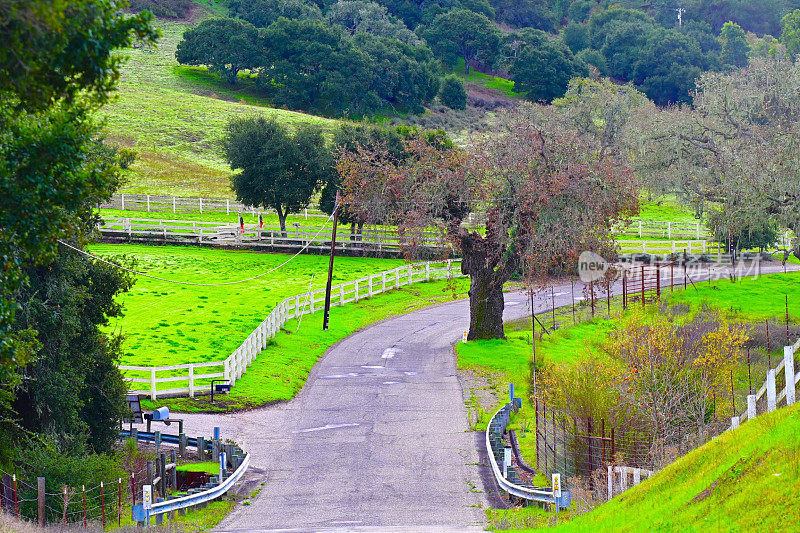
121, 259, 465, 399
486, 402, 570, 506
121, 429, 249, 525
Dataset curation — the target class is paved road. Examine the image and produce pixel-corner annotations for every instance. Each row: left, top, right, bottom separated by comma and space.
166, 261, 797, 532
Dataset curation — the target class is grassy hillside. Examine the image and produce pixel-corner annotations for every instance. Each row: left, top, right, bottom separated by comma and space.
102, 19, 338, 198
550, 402, 800, 532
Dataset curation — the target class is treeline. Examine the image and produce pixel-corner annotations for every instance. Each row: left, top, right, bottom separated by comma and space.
176, 3, 440, 116
167, 0, 800, 115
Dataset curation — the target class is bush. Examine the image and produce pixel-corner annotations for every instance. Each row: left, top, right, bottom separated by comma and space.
117, 148, 136, 170
439, 75, 467, 110
128, 0, 194, 19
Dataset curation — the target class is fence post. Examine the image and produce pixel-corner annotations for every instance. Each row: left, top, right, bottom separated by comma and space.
151, 368, 157, 400
121, 193, 125, 210
170, 450, 177, 491
747, 394, 756, 420
767, 369, 777, 412
638, 220, 642, 238
667, 221, 672, 240
146, 194, 150, 212
607, 466, 613, 502
101, 481, 106, 529
730, 416, 740, 430
226, 199, 230, 215
197, 437, 205, 461
172, 196, 176, 213
426, 262, 430, 281
38, 477, 45, 527
785, 346, 796, 406
189, 364, 195, 398
199, 197, 203, 214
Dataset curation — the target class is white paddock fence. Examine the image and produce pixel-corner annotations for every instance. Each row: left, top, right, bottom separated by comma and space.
99, 218, 446, 253
102, 193, 327, 218
120, 260, 465, 399
617, 240, 723, 256
731, 337, 800, 429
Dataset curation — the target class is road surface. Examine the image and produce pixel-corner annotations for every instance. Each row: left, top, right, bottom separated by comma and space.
166, 261, 797, 532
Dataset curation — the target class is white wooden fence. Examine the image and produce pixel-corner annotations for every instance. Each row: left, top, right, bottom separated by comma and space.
615, 220, 708, 240
99, 217, 446, 252
102, 193, 327, 218
617, 240, 722, 255
120, 260, 464, 399
731, 337, 800, 429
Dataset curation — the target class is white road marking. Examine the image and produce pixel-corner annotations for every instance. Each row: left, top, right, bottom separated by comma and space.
383, 381, 400, 384
322, 373, 359, 379
553, 291, 568, 296
403, 371, 417, 376
294, 423, 359, 434
361, 365, 384, 369
381, 348, 398, 359
506, 302, 521, 306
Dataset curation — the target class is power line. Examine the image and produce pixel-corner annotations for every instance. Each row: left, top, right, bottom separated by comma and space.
58, 212, 335, 287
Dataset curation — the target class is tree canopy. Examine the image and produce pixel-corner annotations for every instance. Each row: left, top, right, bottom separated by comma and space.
223, 117, 334, 234
422, 8, 500, 74
338, 105, 638, 339
175, 18, 260, 85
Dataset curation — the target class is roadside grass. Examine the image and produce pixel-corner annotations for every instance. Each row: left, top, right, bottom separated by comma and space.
175, 461, 219, 475
113, 498, 234, 531
102, 20, 339, 198
636, 195, 702, 223
460, 271, 800, 530
89, 243, 404, 368
543, 402, 800, 532
148, 277, 470, 412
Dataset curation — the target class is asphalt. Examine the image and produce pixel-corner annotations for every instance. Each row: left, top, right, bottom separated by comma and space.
154, 260, 798, 532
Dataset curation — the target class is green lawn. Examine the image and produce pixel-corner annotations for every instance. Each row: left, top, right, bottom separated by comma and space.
636, 195, 702, 223
150, 276, 470, 412
176, 461, 219, 475
448, 59, 522, 98
98, 208, 336, 230
102, 19, 339, 198
91, 244, 404, 368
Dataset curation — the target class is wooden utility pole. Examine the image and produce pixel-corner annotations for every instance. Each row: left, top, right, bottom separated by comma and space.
323, 192, 341, 331
530, 289, 537, 400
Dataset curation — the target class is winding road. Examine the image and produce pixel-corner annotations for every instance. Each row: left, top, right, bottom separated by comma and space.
168, 261, 797, 532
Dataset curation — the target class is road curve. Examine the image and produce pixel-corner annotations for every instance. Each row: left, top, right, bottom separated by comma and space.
171, 262, 797, 532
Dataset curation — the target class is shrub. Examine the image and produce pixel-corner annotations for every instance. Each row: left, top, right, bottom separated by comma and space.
439, 75, 467, 110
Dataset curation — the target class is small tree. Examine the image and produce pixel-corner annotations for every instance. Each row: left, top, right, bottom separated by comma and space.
423, 9, 500, 75
719, 21, 749, 68
439, 75, 467, 110
175, 18, 259, 85
511, 34, 587, 102
339, 105, 638, 339
223, 117, 333, 235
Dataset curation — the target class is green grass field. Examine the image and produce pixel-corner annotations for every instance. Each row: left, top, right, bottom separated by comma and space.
92, 244, 404, 367
102, 19, 339, 198
448, 59, 522, 98
150, 276, 470, 412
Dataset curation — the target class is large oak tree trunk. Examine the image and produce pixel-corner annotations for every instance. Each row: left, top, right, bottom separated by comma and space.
459, 231, 510, 340
466, 268, 505, 340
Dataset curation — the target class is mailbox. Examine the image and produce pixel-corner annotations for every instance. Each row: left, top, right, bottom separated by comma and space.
150, 406, 170, 421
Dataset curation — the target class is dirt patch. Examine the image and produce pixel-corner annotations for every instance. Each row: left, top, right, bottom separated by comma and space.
458, 366, 503, 427
692, 480, 718, 503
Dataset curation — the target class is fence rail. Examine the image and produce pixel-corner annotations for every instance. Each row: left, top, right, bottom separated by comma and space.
617, 240, 722, 255
120, 260, 464, 399
102, 194, 327, 218
99, 217, 446, 252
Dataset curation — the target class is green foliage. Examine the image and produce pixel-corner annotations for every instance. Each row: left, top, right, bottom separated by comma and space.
0, 0, 156, 457
781, 9, 800, 58
228, 0, 322, 28
632, 30, 706, 105
175, 18, 259, 85
11, 249, 133, 455
562, 21, 589, 54
422, 8, 500, 74
326, 0, 421, 44
510, 31, 587, 102
575, 48, 607, 76
128, 0, 194, 18
720, 21, 750, 68
490, 0, 556, 30
439, 74, 468, 109
224, 116, 333, 232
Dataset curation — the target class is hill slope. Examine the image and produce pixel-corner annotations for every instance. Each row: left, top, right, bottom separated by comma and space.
552, 402, 800, 532
102, 19, 338, 198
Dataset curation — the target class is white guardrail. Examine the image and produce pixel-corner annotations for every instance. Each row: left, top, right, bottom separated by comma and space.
120, 260, 464, 399
486, 402, 568, 505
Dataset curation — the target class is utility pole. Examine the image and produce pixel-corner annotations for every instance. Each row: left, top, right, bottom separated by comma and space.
530, 289, 537, 400
323, 192, 341, 331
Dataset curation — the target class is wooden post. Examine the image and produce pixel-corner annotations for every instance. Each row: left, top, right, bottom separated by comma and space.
767, 369, 777, 412
197, 437, 205, 460
63, 487, 67, 525
170, 450, 178, 491
130, 473, 136, 506
323, 192, 340, 331
670, 260, 674, 291
590, 282, 595, 317
535, 399, 540, 471
118, 478, 123, 527
785, 345, 796, 406
571, 277, 576, 324
747, 347, 752, 395
101, 481, 106, 529
551, 287, 556, 328
640, 265, 645, 307
767, 320, 771, 367
13, 474, 18, 518
787, 295, 791, 346
530, 290, 537, 400
38, 477, 45, 527
82, 485, 87, 528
